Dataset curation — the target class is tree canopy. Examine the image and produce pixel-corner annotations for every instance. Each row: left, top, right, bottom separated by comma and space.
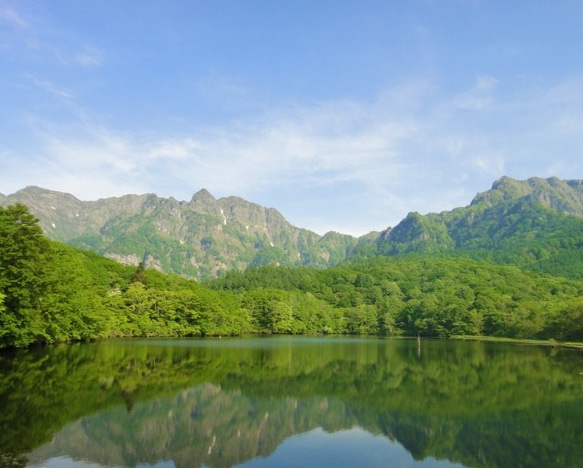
1, 203, 582, 349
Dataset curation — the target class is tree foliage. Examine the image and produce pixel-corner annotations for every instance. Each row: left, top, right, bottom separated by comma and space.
0, 204, 51, 347
1, 203, 583, 349
210, 256, 583, 341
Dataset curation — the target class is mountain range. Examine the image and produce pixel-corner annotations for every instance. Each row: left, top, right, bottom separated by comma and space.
2, 176, 583, 279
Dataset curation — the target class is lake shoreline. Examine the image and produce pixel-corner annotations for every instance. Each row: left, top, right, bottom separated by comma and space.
2, 332, 583, 355
450, 334, 583, 349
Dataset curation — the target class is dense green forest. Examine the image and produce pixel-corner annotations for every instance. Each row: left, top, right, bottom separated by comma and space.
209, 258, 583, 340
1, 203, 583, 350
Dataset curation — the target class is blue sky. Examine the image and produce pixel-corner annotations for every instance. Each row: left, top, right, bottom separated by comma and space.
1, 0, 583, 235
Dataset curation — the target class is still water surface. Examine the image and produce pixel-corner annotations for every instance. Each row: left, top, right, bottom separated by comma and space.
1, 336, 582, 468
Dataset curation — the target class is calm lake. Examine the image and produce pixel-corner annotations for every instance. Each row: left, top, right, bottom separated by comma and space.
1, 336, 582, 468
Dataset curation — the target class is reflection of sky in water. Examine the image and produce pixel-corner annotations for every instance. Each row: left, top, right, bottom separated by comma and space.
237, 427, 463, 468
29, 457, 176, 468
29, 427, 462, 468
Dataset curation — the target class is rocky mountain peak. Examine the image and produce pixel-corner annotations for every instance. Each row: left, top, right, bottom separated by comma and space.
3, 176, 582, 279
190, 189, 216, 205
1, 185, 362, 278
471, 176, 583, 216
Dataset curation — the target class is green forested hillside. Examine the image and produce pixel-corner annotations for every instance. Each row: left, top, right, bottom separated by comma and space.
365, 177, 583, 279
3, 177, 583, 280
1, 186, 358, 279
1, 202, 582, 350
209, 257, 583, 341
0, 204, 248, 349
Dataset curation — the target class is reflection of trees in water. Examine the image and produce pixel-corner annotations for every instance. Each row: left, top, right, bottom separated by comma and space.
1, 338, 583, 468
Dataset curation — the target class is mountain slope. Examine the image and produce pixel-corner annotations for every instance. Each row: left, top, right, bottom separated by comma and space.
371, 176, 583, 279
2, 176, 583, 280
1, 187, 358, 279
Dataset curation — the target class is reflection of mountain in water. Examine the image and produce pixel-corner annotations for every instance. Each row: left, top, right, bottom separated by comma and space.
28, 384, 358, 468
1, 337, 583, 468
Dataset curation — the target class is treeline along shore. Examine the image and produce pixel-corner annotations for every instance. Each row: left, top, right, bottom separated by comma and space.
1, 203, 583, 350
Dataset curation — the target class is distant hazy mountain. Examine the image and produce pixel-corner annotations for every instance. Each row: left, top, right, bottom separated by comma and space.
2, 176, 582, 279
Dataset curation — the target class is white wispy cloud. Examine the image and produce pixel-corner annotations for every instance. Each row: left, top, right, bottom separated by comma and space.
0, 4, 104, 69
194, 72, 260, 112
74, 45, 104, 67
4, 74, 583, 234
452, 75, 499, 111
0, 7, 27, 27
6, 86, 421, 232
27, 75, 75, 100
471, 153, 506, 175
